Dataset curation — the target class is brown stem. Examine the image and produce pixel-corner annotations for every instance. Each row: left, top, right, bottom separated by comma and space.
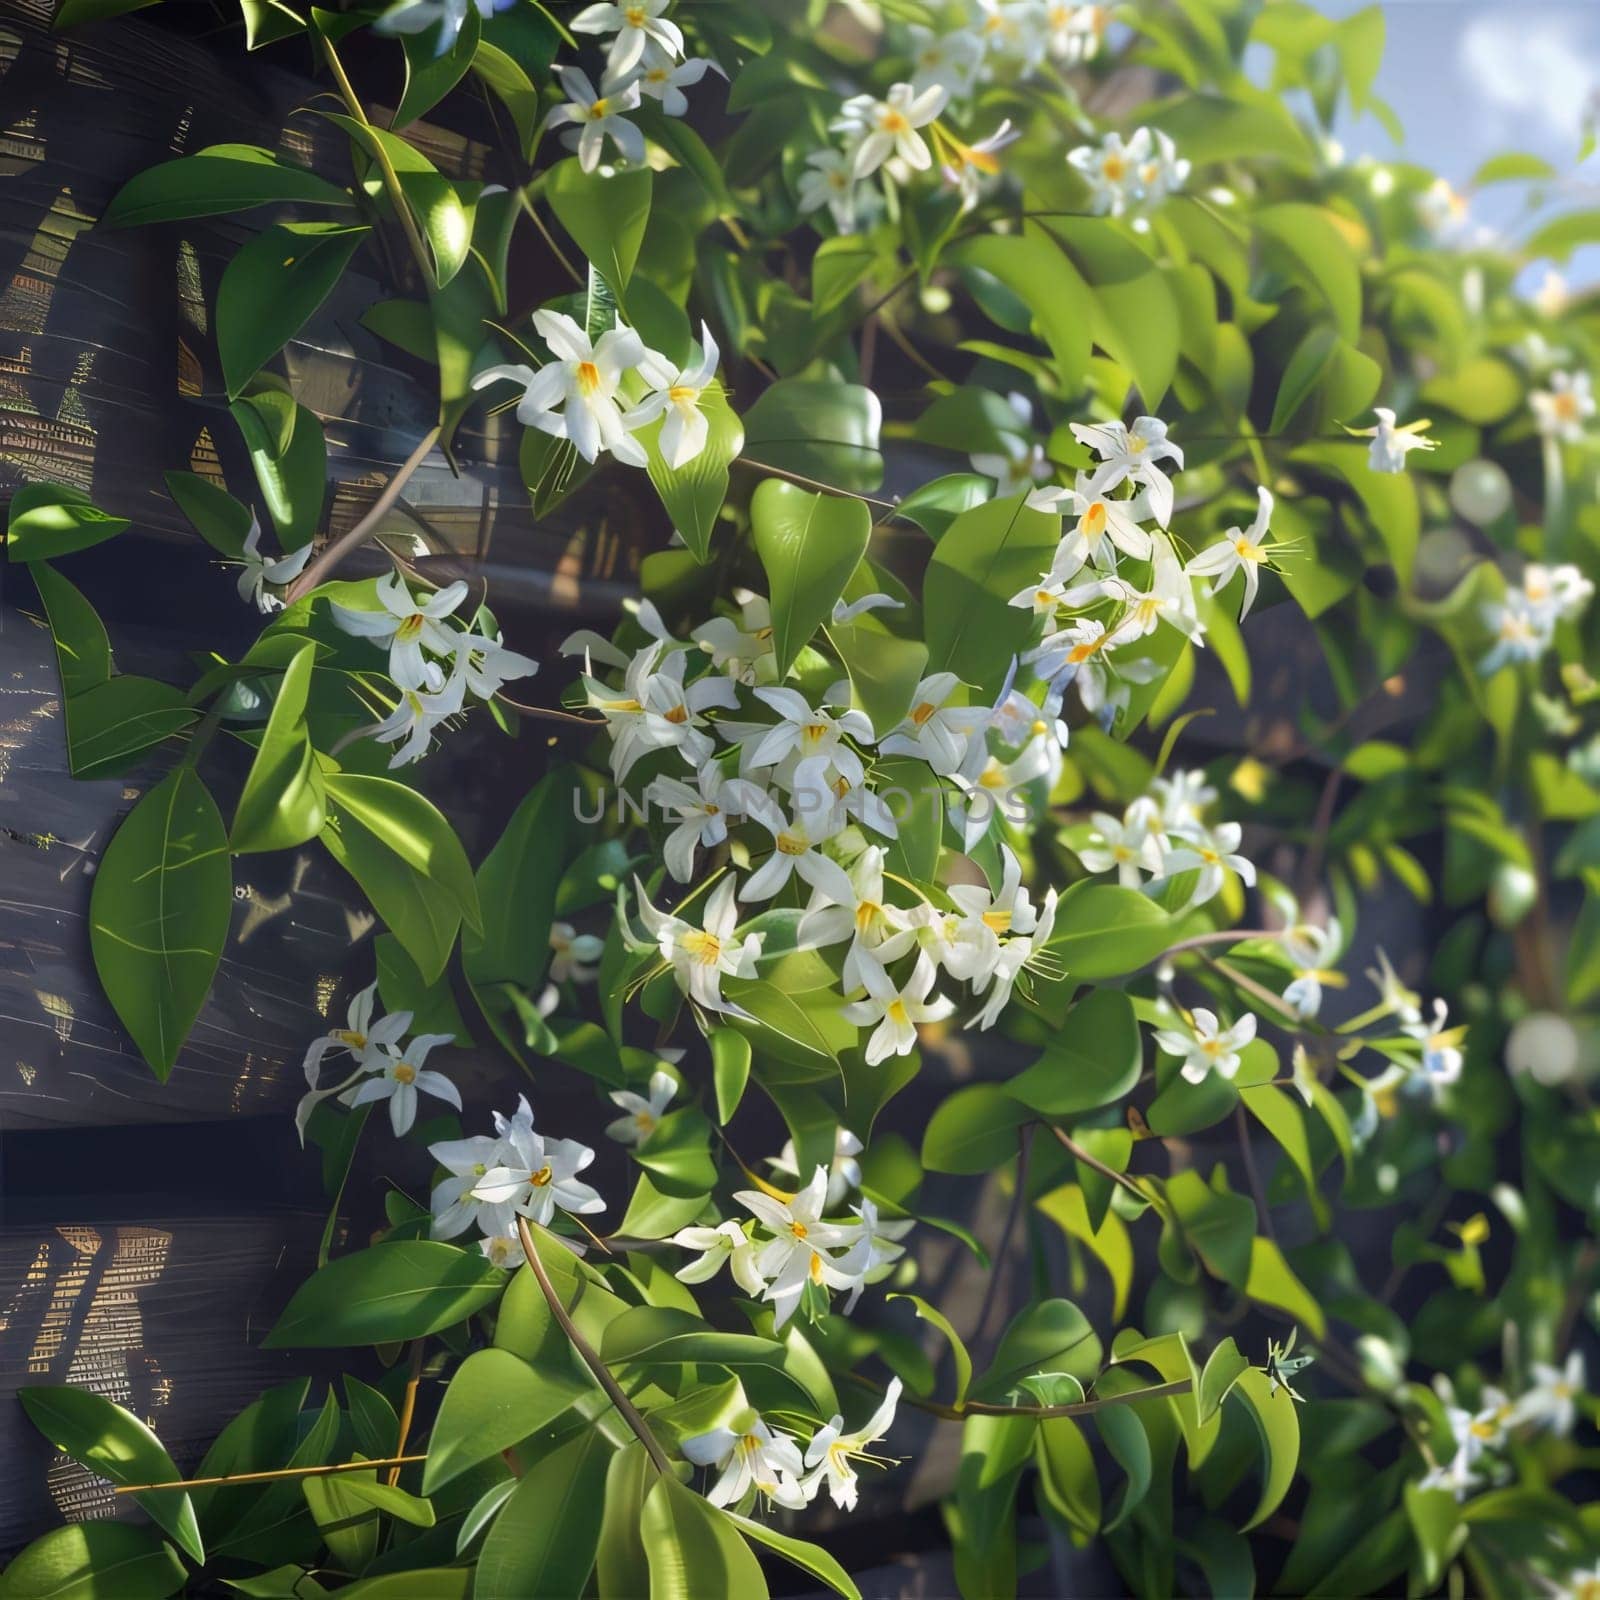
287, 425, 442, 601
1156, 929, 1283, 961
116, 1455, 426, 1494
844, 1368, 1193, 1421
1049, 1125, 1149, 1205
516, 1217, 672, 1475
389, 1338, 426, 1487
734, 456, 899, 511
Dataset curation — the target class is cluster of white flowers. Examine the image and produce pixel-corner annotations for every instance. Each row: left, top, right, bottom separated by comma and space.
473, 309, 721, 472
331, 571, 537, 766
552, 3, 722, 171
671, 1163, 910, 1332
430, 1092, 605, 1267
1532, 369, 1596, 444
297, 982, 460, 1140
682, 1376, 902, 1513
1067, 126, 1191, 225
910, 3, 1108, 100
1421, 1352, 1587, 1501
1478, 563, 1595, 676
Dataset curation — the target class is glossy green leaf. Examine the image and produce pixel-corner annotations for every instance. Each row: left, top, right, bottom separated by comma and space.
394, 7, 480, 128
973, 1299, 1103, 1401
1035, 1416, 1100, 1543
164, 471, 253, 558
888, 1292, 973, 1406
641, 1475, 769, 1600
264, 1241, 506, 1348
103, 144, 352, 227
64, 675, 196, 780
230, 392, 326, 551
1007, 989, 1142, 1116
218, 222, 369, 399
827, 617, 927, 740
0, 1522, 185, 1600
921, 1084, 1030, 1175
89, 767, 231, 1078
642, 384, 743, 562
1042, 883, 1172, 980
1230, 1366, 1301, 1531
19, 1387, 204, 1563
1094, 1402, 1152, 1533
1244, 1236, 1326, 1337
7, 482, 129, 562
724, 1515, 861, 1600
475, 1427, 611, 1600
424, 1348, 585, 1494
949, 232, 1091, 395
30, 559, 110, 696
1255, 203, 1362, 340
750, 479, 872, 676
231, 644, 325, 853
711, 1027, 752, 1123
742, 379, 883, 493
545, 159, 652, 295
601, 1306, 785, 1370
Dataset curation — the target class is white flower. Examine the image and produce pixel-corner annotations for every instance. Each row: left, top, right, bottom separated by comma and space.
969, 886, 1057, 1030
549, 921, 605, 984
797, 147, 867, 234
1162, 819, 1256, 905
1133, 128, 1190, 209
647, 762, 745, 881
348, 1033, 460, 1136
1069, 415, 1184, 528
832, 592, 904, 625
429, 1129, 515, 1240
236, 515, 311, 613
834, 82, 948, 180
1032, 470, 1154, 576
682, 1415, 808, 1509
941, 120, 1020, 211
544, 67, 645, 172
614, 47, 716, 118
571, 0, 683, 77
1150, 768, 1215, 836
302, 981, 409, 1087
1290, 1044, 1319, 1108
631, 875, 764, 1014
1282, 918, 1343, 1020
671, 1220, 767, 1295
1511, 1352, 1585, 1436
479, 1233, 522, 1268
1404, 998, 1465, 1088
1532, 370, 1594, 443
1113, 535, 1205, 642
473, 309, 650, 466
694, 589, 775, 683
1075, 800, 1167, 887
842, 951, 956, 1065
768, 1127, 863, 1210
371, 661, 469, 768
739, 1166, 857, 1329
1417, 1447, 1484, 1502
1023, 616, 1123, 709
1556, 1563, 1600, 1600
473, 1115, 605, 1227
1521, 562, 1594, 628
332, 570, 470, 691
879, 672, 988, 774
585, 643, 739, 779
374, 0, 506, 52
908, 26, 984, 99
738, 793, 854, 905
946, 844, 1041, 938
747, 686, 874, 795
803, 1378, 902, 1511
1354, 407, 1439, 474
797, 845, 917, 993
1069, 128, 1151, 218
973, 0, 1048, 66
1044, 2, 1107, 63
1153, 1007, 1257, 1085
623, 321, 721, 468
1185, 487, 1275, 620
972, 396, 1050, 496
832, 1196, 912, 1312
1476, 594, 1549, 675
1417, 177, 1469, 240
452, 630, 538, 700
605, 1068, 677, 1146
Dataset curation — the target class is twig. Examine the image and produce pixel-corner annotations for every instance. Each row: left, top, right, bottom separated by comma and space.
974, 1126, 1033, 1344
1049, 1125, 1148, 1204
517, 1218, 672, 1475
1235, 1103, 1278, 1246
116, 1455, 425, 1494
735, 456, 899, 511
389, 1339, 426, 1487
492, 692, 606, 726
844, 1368, 1192, 1421
287, 426, 442, 600
1155, 929, 1284, 962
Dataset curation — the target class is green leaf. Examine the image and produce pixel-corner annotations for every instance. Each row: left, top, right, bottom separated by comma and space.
103, 144, 352, 227
90, 768, 231, 1079
164, 471, 253, 558
750, 479, 872, 676
232, 645, 325, 853
827, 617, 927, 740
1042, 882, 1172, 980
642, 384, 743, 563
1419, 356, 1523, 426
335, 1574, 470, 1600
1164, 1169, 1256, 1286
230, 393, 326, 551
376, 932, 472, 1044
888, 1292, 973, 1406
545, 159, 652, 295
921, 1084, 1029, 1175
7, 482, 129, 561
724, 1515, 861, 1600
218, 222, 369, 400
475, 1428, 611, 1600
973, 1299, 1103, 1401
325, 113, 471, 288
1229, 1366, 1300, 1531
923, 494, 1058, 698
1244, 1236, 1326, 1338
1269, 325, 1380, 435
742, 379, 883, 493
949, 232, 1092, 396
894, 472, 990, 542
641, 1475, 769, 1600
1007, 989, 1141, 1116
1524, 208, 1600, 263
1095, 1402, 1152, 1533
394, 7, 480, 128
601, 1306, 784, 1370
1254, 203, 1362, 341
711, 1027, 752, 1123
1404, 1483, 1464, 1594
64, 676, 196, 781
0, 1522, 186, 1600
264, 1241, 506, 1347
30, 559, 110, 696
423, 1348, 585, 1494
473, 43, 542, 156
1035, 1417, 1100, 1543
19, 1387, 204, 1563
322, 772, 481, 981
1034, 1184, 1134, 1321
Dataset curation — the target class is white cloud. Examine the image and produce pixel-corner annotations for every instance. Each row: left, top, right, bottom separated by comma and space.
1459, 15, 1598, 148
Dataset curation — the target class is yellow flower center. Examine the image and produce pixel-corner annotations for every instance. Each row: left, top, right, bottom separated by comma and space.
979, 758, 1008, 789
663, 703, 689, 724
1082, 501, 1108, 540
396, 614, 424, 640
668, 383, 698, 406
809, 1252, 827, 1283
856, 900, 884, 933
1102, 155, 1127, 182
576, 359, 603, 394
336, 1029, 367, 1050
910, 700, 939, 726
776, 830, 808, 856
1201, 1037, 1224, 1057
1234, 537, 1266, 562
624, 5, 646, 24
681, 929, 723, 966
802, 721, 832, 747
878, 108, 911, 135
1554, 390, 1581, 421
789, 1220, 808, 1240
887, 999, 911, 1025
1031, 718, 1048, 736
635, 1111, 656, 1133
393, 1062, 416, 1084
529, 1165, 553, 1187
982, 908, 1011, 932
587, 98, 610, 121
1067, 638, 1101, 664
1469, 1419, 1497, 1440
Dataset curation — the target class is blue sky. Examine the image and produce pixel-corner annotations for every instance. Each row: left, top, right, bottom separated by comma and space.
1300, 1, 1600, 287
